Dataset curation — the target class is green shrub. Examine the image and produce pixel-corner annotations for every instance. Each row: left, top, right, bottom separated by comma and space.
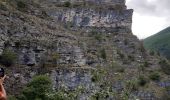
17, 0, 27, 10
0, 49, 17, 67
14, 41, 21, 48
95, 34, 102, 42
91, 71, 100, 82
0, 2, 8, 11
149, 72, 160, 81
117, 50, 124, 59
117, 67, 125, 73
47, 91, 68, 100
64, 1, 71, 7
90, 88, 112, 100
139, 61, 149, 71
91, 69, 106, 83
100, 48, 106, 59
143, 61, 149, 67
20, 75, 84, 100
125, 80, 138, 92
128, 55, 135, 61
138, 76, 147, 86
21, 75, 52, 100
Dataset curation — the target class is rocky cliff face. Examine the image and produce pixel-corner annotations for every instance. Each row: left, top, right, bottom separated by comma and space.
0, 0, 170, 99
48, 0, 126, 7
45, 0, 132, 31
48, 8, 133, 29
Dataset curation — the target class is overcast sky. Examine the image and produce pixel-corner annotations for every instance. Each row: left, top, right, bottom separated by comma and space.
126, 0, 170, 39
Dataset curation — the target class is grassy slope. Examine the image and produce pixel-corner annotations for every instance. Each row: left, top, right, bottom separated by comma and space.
144, 27, 170, 59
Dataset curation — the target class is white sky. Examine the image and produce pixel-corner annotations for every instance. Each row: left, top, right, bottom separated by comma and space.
126, 0, 169, 39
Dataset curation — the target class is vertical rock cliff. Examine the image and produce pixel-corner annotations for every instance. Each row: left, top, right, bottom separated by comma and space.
0, 0, 170, 99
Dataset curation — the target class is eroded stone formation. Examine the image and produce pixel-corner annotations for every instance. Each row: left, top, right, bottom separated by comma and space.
47, 0, 132, 32
0, 0, 169, 99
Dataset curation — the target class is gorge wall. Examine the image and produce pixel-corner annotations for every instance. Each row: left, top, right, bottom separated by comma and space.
0, 0, 170, 99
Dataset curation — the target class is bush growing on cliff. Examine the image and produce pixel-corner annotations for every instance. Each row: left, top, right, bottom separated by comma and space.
19, 75, 84, 100
20, 75, 52, 100
0, 2, 8, 11
100, 48, 106, 59
17, 1, 26, 8
125, 80, 138, 92
64, 1, 71, 7
138, 76, 147, 86
149, 72, 160, 81
159, 59, 170, 75
16, 0, 28, 11
0, 49, 17, 67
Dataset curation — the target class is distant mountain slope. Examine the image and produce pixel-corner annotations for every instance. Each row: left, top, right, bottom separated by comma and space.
144, 27, 170, 59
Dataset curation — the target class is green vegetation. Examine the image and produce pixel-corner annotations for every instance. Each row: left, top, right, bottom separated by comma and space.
91, 68, 106, 83
117, 67, 125, 73
64, 1, 71, 7
90, 86, 116, 100
138, 61, 149, 72
121, 90, 130, 100
91, 30, 103, 42
128, 55, 135, 61
8, 95, 17, 100
125, 80, 138, 92
117, 50, 125, 59
17, 0, 26, 9
143, 61, 149, 67
112, 61, 125, 73
100, 48, 106, 59
0, 49, 17, 67
91, 90, 110, 100
144, 27, 170, 59
91, 71, 100, 82
17, 74, 87, 100
0, 1, 8, 11
163, 86, 170, 99
138, 76, 147, 86
149, 72, 160, 81
159, 59, 170, 75
17, 75, 83, 100
121, 80, 139, 100
94, 34, 103, 42
20, 75, 52, 100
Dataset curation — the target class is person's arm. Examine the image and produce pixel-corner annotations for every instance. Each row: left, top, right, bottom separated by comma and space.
0, 75, 6, 100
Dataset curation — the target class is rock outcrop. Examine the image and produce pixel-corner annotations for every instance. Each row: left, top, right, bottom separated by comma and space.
48, 8, 133, 29
0, 0, 170, 99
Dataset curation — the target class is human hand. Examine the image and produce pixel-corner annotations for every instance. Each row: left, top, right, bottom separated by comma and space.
0, 75, 6, 85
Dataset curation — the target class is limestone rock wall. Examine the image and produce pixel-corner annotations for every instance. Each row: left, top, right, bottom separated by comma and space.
48, 8, 133, 29
1, 0, 168, 99
49, 0, 126, 5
